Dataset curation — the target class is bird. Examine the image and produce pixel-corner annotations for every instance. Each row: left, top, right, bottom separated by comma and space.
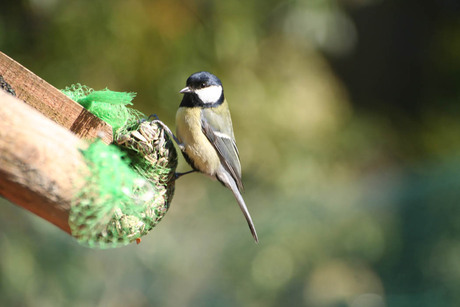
173, 71, 259, 243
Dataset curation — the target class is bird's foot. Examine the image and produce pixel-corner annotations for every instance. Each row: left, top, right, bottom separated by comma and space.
147, 114, 160, 121
148, 114, 185, 151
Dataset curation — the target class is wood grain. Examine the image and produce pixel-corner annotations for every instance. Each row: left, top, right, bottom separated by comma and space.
0, 91, 89, 233
0, 51, 112, 144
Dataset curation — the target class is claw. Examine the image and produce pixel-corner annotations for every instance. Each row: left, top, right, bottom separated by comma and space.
148, 116, 186, 151
147, 114, 160, 121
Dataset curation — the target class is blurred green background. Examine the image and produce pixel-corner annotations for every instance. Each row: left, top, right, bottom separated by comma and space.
1, 0, 460, 306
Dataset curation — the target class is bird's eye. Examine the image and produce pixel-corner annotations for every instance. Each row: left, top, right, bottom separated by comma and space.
200, 83, 206, 88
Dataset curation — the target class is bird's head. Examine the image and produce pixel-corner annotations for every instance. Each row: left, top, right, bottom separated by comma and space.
180, 71, 224, 105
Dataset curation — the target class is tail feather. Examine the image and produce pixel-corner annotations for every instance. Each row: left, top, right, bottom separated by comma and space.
232, 184, 259, 243
217, 168, 259, 243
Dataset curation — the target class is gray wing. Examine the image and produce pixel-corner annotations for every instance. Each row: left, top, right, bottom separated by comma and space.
201, 106, 244, 192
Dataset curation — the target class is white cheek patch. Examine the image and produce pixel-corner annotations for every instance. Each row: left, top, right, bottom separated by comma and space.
195, 85, 223, 104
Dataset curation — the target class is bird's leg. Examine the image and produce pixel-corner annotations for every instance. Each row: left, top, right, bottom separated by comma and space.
175, 169, 196, 179
148, 115, 194, 180
148, 114, 185, 151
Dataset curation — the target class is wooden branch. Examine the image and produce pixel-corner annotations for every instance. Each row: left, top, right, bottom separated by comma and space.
0, 91, 88, 233
0, 51, 112, 144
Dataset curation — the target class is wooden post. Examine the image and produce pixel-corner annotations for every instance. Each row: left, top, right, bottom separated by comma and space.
0, 51, 114, 233
0, 51, 113, 144
0, 91, 89, 233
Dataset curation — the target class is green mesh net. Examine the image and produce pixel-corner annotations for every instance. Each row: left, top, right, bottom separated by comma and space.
63, 84, 177, 248
62, 84, 142, 133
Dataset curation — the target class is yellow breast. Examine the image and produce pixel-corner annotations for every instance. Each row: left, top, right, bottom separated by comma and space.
176, 107, 220, 175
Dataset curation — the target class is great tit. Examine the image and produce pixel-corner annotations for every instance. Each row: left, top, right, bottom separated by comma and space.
174, 71, 258, 243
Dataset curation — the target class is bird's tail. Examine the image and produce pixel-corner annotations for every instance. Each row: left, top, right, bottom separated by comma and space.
217, 170, 259, 243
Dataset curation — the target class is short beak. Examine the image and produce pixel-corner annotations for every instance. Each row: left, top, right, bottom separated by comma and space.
179, 86, 192, 94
